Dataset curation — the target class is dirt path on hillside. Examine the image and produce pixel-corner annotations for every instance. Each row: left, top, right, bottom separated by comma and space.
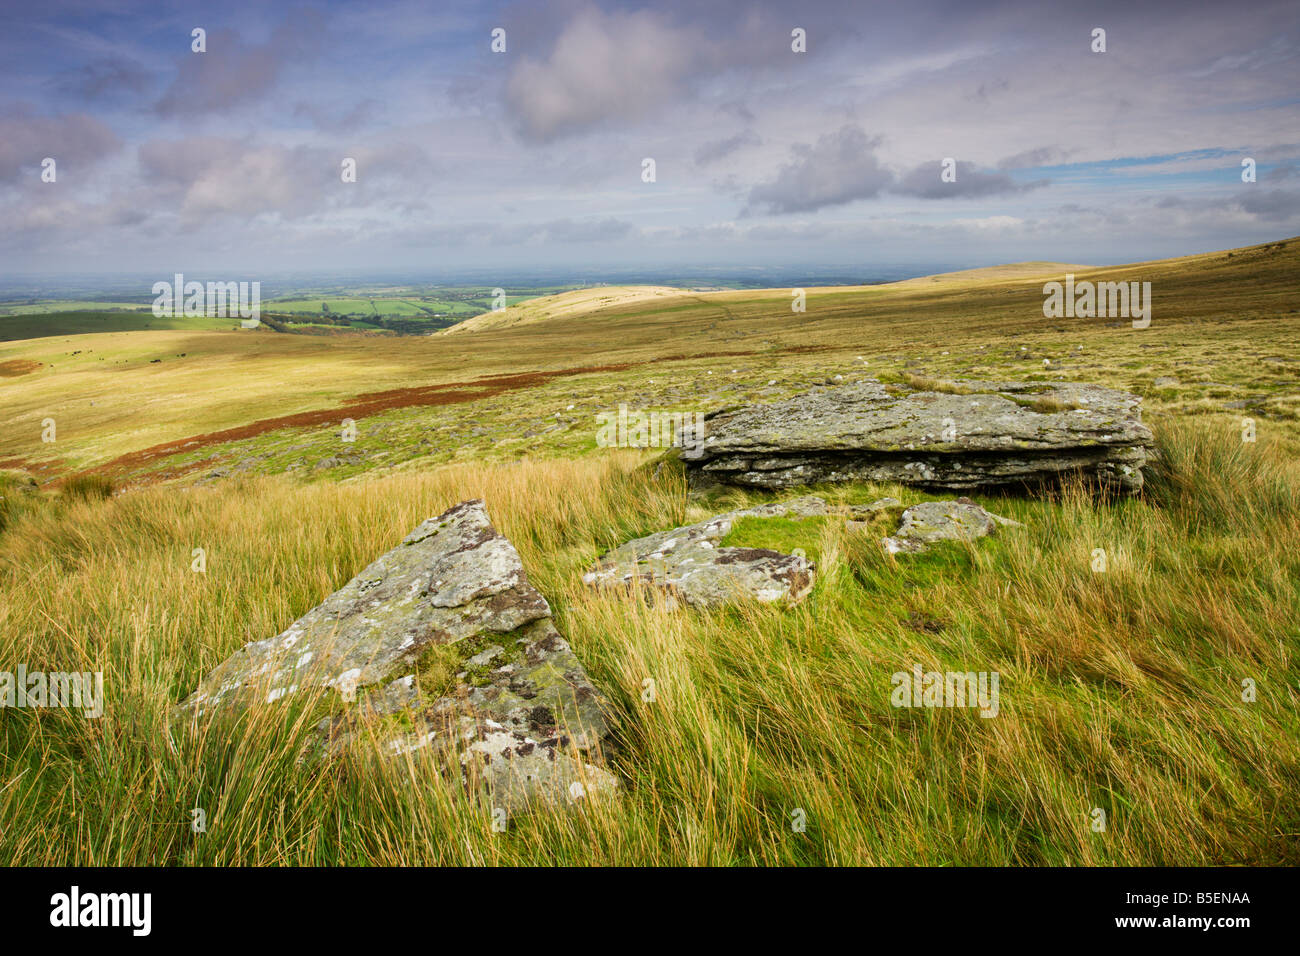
5, 342, 835, 486
85, 362, 637, 479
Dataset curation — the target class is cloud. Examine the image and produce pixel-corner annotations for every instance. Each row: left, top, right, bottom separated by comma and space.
293, 98, 383, 133
998, 146, 1075, 169
1144, 189, 1300, 225
539, 217, 635, 242
744, 125, 894, 215
138, 137, 339, 221
0, 105, 119, 181
155, 9, 326, 116
504, 6, 701, 141
718, 100, 755, 123
694, 130, 760, 166
1235, 188, 1300, 222
894, 160, 1048, 198
394, 217, 639, 247
52, 56, 153, 101
4, 0, 1299, 272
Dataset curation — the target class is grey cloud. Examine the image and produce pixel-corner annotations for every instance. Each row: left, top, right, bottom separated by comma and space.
396, 217, 639, 247
138, 138, 342, 221
504, 6, 703, 141
1236, 189, 1300, 222
670, 223, 740, 242
1148, 189, 1300, 223
968, 77, 1009, 102
895, 160, 1047, 198
719, 100, 755, 123
744, 125, 894, 215
293, 98, 383, 133
0, 106, 119, 181
541, 217, 635, 242
998, 146, 1075, 169
155, 8, 326, 116
52, 56, 153, 101
695, 130, 760, 166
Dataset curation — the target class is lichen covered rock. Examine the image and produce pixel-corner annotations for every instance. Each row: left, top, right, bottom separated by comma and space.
880, 499, 1021, 554
178, 499, 614, 814
583, 496, 824, 608
681, 379, 1153, 494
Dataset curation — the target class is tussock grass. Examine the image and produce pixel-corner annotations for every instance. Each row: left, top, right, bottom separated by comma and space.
59, 473, 115, 502
902, 373, 975, 395
0, 427, 1297, 865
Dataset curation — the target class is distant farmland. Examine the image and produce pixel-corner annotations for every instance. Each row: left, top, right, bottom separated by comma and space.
0, 300, 153, 316
264, 293, 539, 317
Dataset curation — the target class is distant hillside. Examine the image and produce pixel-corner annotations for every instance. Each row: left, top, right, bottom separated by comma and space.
1, 235, 1295, 479
0, 310, 235, 342
439, 238, 1297, 337
871, 261, 1093, 290
442, 285, 681, 334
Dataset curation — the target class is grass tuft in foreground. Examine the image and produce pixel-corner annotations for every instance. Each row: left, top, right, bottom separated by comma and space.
0, 426, 1296, 865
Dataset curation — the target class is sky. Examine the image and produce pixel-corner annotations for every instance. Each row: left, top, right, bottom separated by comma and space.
1, 0, 1298, 279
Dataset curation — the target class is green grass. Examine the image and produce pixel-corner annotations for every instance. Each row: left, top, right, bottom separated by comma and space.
721, 515, 831, 564
263, 293, 539, 317
0, 421, 1296, 865
267, 297, 431, 316
0, 238, 1298, 865
0, 300, 152, 316
0, 310, 234, 341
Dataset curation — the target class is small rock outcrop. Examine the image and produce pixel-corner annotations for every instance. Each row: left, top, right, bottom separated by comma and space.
681, 379, 1153, 494
178, 499, 615, 814
879, 499, 1021, 554
584, 497, 825, 608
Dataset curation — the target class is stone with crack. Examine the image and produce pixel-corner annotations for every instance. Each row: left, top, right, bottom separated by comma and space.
681, 378, 1153, 494
583, 496, 824, 608
176, 498, 615, 814
881, 499, 1021, 554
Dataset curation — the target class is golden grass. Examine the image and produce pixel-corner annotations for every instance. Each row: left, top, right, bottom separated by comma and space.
1, 425, 1297, 865
442, 285, 684, 334
3, 236, 1296, 476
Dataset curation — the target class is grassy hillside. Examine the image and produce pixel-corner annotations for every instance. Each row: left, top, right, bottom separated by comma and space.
1, 237, 1296, 483
444, 285, 682, 334
0, 237, 1297, 865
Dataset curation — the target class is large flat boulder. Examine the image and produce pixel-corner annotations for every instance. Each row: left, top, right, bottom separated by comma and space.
680, 379, 1153, 494
583, 496, 824, 608
177, 499, 615, 814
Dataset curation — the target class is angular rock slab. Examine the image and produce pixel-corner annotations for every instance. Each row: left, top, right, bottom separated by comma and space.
583, 496, 825, 608
880, 499, 1021, 554
681, 379, 1153, 494
178, 499, 615, 812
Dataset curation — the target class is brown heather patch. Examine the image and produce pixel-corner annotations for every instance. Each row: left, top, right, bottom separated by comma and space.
0, 359, 41, 377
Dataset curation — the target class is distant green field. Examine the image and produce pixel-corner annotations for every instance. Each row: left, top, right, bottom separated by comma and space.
0, 310, 234, 342
268, 297, 427, 315
265, 294, 538, 317
0, 300, 151, 316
